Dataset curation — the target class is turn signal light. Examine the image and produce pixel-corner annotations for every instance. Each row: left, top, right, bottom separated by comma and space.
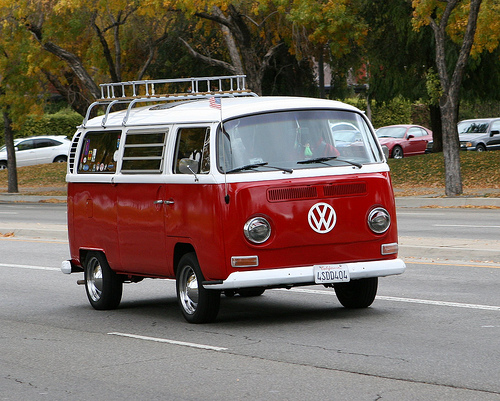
231, 256, 259, 268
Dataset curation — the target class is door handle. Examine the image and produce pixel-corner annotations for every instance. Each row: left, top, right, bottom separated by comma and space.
154, 200, 174, 205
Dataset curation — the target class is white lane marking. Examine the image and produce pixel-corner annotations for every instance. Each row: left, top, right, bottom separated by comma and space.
434, 224, 500, 228
275, 288, 500, 311
397, 212, 447, 216
377, 296, 500, 311
108, 332, 227, 351
0, 263, 59, 271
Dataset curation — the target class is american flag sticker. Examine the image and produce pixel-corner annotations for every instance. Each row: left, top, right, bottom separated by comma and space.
209, 96, 221, 109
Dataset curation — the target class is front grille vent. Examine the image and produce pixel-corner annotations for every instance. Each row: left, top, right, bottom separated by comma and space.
323, 182, 367, 197
267, 186, 318, 202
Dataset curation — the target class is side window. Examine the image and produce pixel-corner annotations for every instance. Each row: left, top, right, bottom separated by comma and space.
17, 140, 34, 151
174, 127, 210, 174
121, 130, 168, 174
78, 130, 121, 173
491, 121, 500, 132
35, 139, 60, 148
408, 128, 421, 137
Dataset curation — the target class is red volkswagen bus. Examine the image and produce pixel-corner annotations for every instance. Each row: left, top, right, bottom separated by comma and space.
61, 76, 405, 323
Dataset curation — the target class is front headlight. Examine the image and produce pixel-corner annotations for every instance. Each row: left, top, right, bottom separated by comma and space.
368, 207, 391, 234
244, 217, 271, 244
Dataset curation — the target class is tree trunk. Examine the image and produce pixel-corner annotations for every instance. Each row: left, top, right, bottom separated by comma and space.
429, 0, 482, 196
440, 101, 462, 196
429, 104, 442, 152
3, 110, 18, 193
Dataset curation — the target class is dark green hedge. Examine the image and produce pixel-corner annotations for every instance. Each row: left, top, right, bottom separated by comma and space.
18, 112, 83, 139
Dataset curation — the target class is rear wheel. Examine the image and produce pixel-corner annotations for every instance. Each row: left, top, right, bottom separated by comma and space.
176, 253, 220, 323
0, 161, 7, 170
53, 155, 68, 163
392, 146, 404, 159
334, 277, 378, 308
84, 252, 123, 310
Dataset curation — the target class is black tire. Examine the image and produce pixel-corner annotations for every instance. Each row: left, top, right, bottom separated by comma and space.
176, 253, 220, 323
392, 146, 404, 159
334, 277, 378, 309
238, 287, 265, 297
476, 144, 486, 152
53, 155, 68, 163
84, 252, 123, 310
0, 161, 7, 170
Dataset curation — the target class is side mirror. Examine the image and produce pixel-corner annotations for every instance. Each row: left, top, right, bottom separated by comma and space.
490, 130, 499, 137
407, 134, 414, 140
178, 158, 199, 181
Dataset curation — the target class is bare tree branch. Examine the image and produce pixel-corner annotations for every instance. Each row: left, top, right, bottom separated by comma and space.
27, 22, 100, 99
179, 37, 237, 74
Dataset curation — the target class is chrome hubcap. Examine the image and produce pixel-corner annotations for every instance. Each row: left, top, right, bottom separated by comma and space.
179, 265, 199, 315
87, 258, 103, 302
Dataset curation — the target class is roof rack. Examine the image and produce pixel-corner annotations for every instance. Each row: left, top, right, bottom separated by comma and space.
82, 75, 257, 127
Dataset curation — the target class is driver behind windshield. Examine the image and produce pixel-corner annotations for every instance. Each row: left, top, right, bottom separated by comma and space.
300, 127, 340, 159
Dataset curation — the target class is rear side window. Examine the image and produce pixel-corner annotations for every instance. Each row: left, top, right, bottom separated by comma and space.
78, 131, 121, 173
121, 130, 168, 174
35, 139, 62, 148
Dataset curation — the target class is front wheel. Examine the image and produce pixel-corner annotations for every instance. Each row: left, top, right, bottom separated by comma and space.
176, 253, 220, 323
84, 252, 123, 310
334, 277, 378, 308
476, 144, 486, 152
0, 161, 7, 170
392, 146, 404, 159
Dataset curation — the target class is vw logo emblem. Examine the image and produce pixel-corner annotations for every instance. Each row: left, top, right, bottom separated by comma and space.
308, 203, 336, 234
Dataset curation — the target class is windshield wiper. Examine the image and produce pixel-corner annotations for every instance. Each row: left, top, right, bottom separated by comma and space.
226, 162, 293, 174
226, 162, 268, 173
297, 156, 362, 169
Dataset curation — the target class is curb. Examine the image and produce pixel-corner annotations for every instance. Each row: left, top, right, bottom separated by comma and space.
396, 196, 500, 208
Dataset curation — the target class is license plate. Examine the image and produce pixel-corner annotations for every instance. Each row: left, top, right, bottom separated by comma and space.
314, 264, 350, 284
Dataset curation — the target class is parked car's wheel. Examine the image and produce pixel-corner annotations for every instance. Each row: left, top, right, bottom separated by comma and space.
334, 277, 378, 308
0, 161, 7, 170
476, 144, 486, 152
392, 146, 404, 159
84, 252, 123, 310
53, 155, 68, 163
176, 252, 220, 323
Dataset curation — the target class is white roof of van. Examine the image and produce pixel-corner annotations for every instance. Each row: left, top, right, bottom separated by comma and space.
82, 96, 362, 129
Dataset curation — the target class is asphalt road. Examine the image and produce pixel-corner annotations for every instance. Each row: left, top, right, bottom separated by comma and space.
0, 202, 499, 400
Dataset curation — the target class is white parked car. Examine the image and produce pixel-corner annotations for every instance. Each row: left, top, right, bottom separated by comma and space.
0, 135, 71, 169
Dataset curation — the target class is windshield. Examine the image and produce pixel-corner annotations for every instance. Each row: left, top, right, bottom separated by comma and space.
218, 110, 382, 173
458, 121, 489, 134
376, 127, 407, 138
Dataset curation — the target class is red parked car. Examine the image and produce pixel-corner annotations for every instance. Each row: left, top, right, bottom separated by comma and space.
376, 125, 432, 159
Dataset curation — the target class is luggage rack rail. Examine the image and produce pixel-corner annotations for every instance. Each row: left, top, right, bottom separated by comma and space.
82, 75, 256, 127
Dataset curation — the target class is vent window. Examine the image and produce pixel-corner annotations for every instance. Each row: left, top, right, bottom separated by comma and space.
121, 130, 168, 174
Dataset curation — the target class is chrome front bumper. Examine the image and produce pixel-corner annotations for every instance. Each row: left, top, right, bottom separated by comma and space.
203, 258, 406, 290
